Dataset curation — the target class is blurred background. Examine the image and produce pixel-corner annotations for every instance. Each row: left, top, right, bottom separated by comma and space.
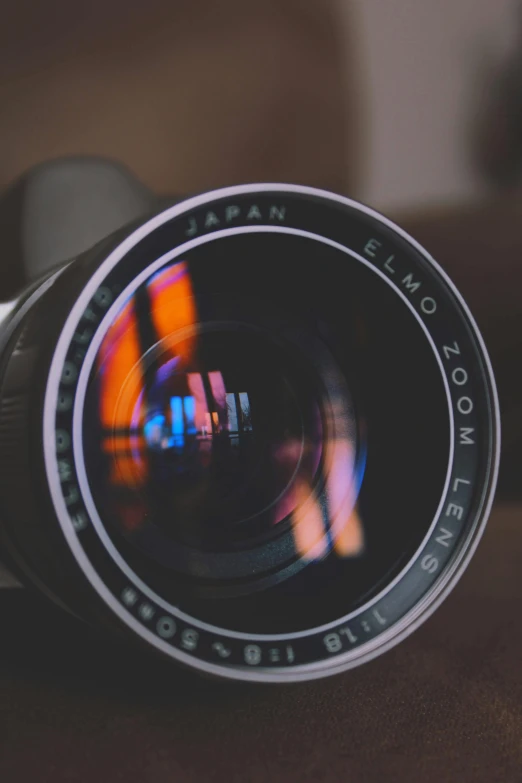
2, 0, 522, 208
1, 0, 522, 484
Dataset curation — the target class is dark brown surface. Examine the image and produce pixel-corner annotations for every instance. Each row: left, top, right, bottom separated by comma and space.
0, 503, 521, 783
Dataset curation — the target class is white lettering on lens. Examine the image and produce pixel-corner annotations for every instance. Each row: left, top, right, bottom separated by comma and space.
186, 217, 198, 237
247, 205, 262, 220
453, 477, 471, 492
58, 460, 72, 482
61, 362, 78, 385
83, 306, 98, 322
373, 609, 387, 626
94, 287, 112, 308
157, 617, 176, 639
446, 503, 464, 520
323, 633, 342, 653
269, 205, 286, 221
452, 368, 468, 386
443, 341, 461, 360
421, 554, 439, 573
204, 211, 220, 229
138, 603, 155, 621
269, 649, 280, 663
457, 397, 473, 415
421, 297, 437, 314
384, 255, 396, 273
225, 205, 240, 222
212, 642, 231, 658
361, 620, 371, 633
340, 627, 358, 643
402, 273, 421, 293
71, 511, 88, 532
56, 430, 71, 453
244, 644, 262, 665
364, 238, 381, 258
435, 527, 453, 547
64, 485, 79, 506
181, 629, 199, 651
73, 328, 93, 345
57, 393, 72, 412
459, 427, 475, 445
122, 587, 138, 607
286, 646, 295, 663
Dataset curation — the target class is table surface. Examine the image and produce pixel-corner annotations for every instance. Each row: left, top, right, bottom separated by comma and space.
0, 503, 520, 783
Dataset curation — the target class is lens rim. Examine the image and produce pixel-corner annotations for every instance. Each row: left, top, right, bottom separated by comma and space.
42, 184, 500, 682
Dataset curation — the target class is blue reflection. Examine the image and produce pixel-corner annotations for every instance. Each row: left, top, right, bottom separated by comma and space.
170, 396, 184, 448
144, 414, 166, 447
183, 395, 196, 434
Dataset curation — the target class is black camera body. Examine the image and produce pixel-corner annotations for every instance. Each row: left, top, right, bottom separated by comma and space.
0, 158, 499, 682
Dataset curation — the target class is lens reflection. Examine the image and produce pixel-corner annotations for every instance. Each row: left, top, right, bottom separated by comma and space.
82, 232, 448, 634
88, 256, 365, 584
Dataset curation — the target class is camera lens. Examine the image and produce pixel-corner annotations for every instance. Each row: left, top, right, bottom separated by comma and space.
0, 186, 499, 681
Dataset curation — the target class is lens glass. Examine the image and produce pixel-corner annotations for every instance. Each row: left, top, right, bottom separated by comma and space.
82, 233, 450, 634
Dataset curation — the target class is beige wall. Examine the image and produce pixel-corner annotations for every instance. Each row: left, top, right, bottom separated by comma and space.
342, 0, 517, 211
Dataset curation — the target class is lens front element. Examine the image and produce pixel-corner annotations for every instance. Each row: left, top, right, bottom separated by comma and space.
43, 186, 499, 681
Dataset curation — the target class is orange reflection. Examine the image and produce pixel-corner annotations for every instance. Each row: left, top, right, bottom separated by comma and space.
291, 480, 329, 560
327, 439, 364, 557
97, 261, 197, 492
334, 507, 364, 557
285, 434, 364, 562
99, 299, 141, 432
98, 297, 145, 488
148, 262, 197, 365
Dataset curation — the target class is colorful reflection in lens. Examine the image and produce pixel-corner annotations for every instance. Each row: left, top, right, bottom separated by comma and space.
94, 258, 365, 564
275, 431, 365, 562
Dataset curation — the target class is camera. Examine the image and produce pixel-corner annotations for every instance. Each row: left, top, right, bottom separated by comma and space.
0, 158, 499, 682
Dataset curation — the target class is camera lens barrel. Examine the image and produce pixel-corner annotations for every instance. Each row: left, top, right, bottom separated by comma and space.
0, 185, 499, 682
